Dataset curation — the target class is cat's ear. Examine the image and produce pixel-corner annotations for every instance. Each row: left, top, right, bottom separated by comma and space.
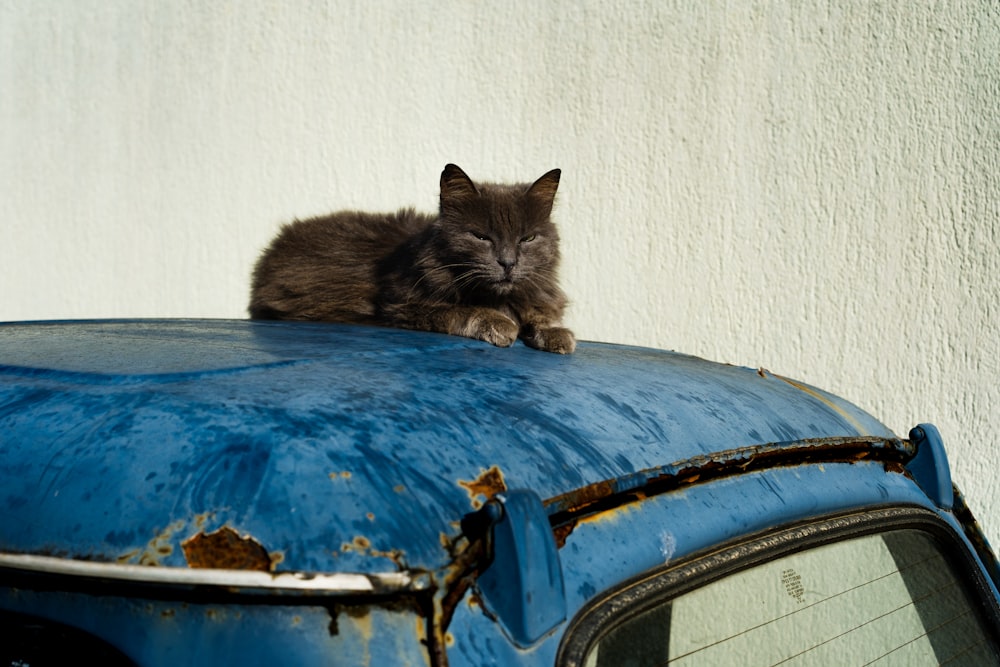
527, 168, 561, 218
440, 164, 479, 202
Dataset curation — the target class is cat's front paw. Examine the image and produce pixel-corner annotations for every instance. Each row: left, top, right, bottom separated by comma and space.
463, 311, 519, 348
522, 326, 576, 354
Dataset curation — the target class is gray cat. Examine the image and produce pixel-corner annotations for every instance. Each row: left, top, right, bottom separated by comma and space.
249, 164, 575, 353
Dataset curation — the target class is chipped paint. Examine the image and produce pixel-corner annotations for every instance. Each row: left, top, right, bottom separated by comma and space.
547, 436, 914, 546
547, 480, 614, 516
457, 466, 507, 509
659, 531, 677, 563
952, 484, 1000, 586
6, 321, 984, 667
118, 518, 187, 567
341, 536, 407, 571
346, 536, 372, 551
422, 531, 490, 666
181, 526, 274, 572
192, 511, 215, 531
552, 524, 574, 549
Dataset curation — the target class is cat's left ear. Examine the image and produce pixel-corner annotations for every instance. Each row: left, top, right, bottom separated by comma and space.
440, 164, 479, 202
527, 168, 561, 218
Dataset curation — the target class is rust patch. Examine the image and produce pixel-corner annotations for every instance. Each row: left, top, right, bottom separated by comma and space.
340, 535, 407, 570
457, 465, 507, 509
547, 436, 913, 554
191, 511, 215, 531
467, 590, 483, 610
553, 523, 575, 549
119, 518, 187, 566
181, 526, 274, 572
545, 479, 615, 517
433, 536, 487, 663
346, 536, 371, 551
884, 460, 906, 474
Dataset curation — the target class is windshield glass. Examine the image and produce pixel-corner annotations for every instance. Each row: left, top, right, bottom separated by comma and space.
583, 529, 999, 666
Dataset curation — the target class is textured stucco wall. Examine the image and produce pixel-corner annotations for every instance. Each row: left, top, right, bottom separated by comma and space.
2, 2, 998, 548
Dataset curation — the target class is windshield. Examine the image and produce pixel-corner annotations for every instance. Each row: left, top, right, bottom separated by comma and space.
580, 528, 999, 666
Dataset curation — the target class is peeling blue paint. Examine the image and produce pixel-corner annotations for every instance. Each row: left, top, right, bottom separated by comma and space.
1, 320, 895, 573
2, 320, 992, 667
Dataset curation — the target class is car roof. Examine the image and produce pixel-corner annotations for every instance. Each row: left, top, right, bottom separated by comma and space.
0, 319, 895, 575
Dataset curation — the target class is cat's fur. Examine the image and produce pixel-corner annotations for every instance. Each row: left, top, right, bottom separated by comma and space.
249, 164, 575, 353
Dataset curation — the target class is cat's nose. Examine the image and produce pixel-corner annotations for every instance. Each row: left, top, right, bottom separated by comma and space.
497, 257, 516, 273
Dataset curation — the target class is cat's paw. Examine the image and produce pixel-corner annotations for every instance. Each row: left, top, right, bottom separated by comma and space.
463, 311, 519, 348
522, 326, 576, 354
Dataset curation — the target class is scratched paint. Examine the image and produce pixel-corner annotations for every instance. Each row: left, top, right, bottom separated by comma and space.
1, 321, 897, 575
6, 321, 989, 667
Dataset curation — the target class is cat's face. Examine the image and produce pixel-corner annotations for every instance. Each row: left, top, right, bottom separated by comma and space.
436, 165, 562, 297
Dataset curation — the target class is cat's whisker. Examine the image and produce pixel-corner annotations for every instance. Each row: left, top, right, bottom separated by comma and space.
403, 268, 482, 310
408, 263, 468, 292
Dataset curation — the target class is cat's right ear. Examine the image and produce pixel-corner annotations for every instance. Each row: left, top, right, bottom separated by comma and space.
440, 164, 479, 202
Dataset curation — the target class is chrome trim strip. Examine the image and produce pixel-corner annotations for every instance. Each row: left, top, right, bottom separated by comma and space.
0, 552, 429, 596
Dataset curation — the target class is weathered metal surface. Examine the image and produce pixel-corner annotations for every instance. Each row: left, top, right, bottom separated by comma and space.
469, 491, 566, 648
4, 319, 987, 666
444, 460, 966, 667
951, 484, 1000, 589
0, 585, 432, 666
0, 319, 895, 577
181, 527, 275, 572
544, 434, 913, 523
458, 466, 508, 509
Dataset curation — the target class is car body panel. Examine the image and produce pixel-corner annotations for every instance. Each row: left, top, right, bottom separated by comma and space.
1, 319, 996, 666
1, 319, 892, 574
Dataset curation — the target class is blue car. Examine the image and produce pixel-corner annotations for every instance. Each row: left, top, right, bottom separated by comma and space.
1, 319, 998, 665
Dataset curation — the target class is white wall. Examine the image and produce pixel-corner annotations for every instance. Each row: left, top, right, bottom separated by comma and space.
2, 2, 998, 548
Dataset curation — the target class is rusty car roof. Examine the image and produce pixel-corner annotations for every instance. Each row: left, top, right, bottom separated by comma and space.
0, 319, 896, 577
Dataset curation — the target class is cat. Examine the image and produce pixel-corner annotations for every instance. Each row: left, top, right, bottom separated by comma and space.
249, 164, 576, 354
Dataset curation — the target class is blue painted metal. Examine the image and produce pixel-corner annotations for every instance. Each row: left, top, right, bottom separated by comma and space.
0, 319, 895, 575
0, 319, 992, 666
472, 490, 566, 648
0, 586, 428, 666
906, 423, 954, 510
445, 460, 958, 667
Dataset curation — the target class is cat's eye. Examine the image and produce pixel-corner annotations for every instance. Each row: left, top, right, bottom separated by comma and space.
520, 234, 537, 243
470, 232, 491, 242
